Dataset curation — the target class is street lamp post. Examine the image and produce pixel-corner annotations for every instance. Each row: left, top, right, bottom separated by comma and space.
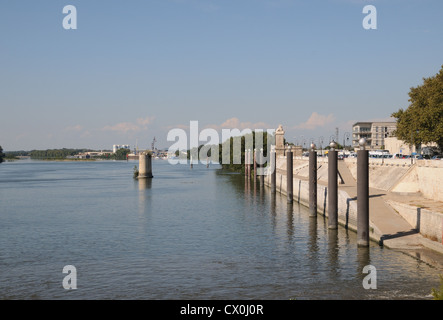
343, 132, 350, 151
309, 143, 317, 217
328, 141, 338, 229
319, 136, 324, 157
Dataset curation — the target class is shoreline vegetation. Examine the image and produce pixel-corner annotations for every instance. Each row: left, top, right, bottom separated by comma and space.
185, 131, 274, 173
1, 148, 131, 162
31, 158, 97, 162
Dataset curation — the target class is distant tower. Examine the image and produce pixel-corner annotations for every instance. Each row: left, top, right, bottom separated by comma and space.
335, 127, 339, 145
275, 125, 285, 157
151, 137, 157, 154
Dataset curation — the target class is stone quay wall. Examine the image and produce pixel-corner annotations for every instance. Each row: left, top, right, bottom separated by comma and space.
264, 156, 443, 245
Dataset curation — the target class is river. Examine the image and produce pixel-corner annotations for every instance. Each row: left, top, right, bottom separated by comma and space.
0, 159, 441, 299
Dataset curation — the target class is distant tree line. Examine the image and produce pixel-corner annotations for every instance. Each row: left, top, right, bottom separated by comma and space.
0, 148, 130, 161
95, 148, 130, 160
0, 146, 5, 163
29, 148, 93, 159
104, 148, 130, 160
219, 131, 272, 172
185, 131, 274, 173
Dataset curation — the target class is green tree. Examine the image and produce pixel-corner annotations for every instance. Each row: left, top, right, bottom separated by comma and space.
0, 146, 5, 163
391, 65, 443, 152
114, 148, 130, 160
218, 131, 273, 172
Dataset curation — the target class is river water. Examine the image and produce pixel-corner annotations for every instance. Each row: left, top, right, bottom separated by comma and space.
0, 159, 441, 299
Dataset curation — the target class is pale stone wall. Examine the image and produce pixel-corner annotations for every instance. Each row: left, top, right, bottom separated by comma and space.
416, 161, 443, 202
267, 156, 443, 244
387, 200, 443, 244
269, 156, 361, 235
344, 158, 443, 201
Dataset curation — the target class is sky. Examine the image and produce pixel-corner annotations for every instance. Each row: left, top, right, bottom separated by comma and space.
1, 0, 443, 151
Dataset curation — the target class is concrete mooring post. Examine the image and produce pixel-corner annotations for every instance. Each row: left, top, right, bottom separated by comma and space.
286, 145, 293, 203
328, 141, 338, 229
309, 143, 317, 217
253, 148, 257, 184
260, 148, 265, 188
245, 149, 248, 178
138, 152, 153, 179
270, 146, 276, 194
357, 138, 370, 247
248, 149, 252, 179
245, 149, 250, 179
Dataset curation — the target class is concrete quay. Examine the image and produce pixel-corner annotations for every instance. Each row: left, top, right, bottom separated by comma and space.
264, 156, 443, 270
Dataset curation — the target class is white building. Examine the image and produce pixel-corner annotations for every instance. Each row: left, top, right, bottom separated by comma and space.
352, 121, 397, 150
113, 144, 130, 153
384, 137, 438, 155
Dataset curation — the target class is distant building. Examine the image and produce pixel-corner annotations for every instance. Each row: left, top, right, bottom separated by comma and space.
352, 121, 396, 150
113, 144, 130, 153
384, 137, 438, 155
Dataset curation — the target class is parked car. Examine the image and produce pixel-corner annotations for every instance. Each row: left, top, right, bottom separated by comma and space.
432, 155, 443, 160
348, 153, 357, 158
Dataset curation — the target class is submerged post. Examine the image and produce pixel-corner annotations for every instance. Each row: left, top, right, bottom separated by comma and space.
357, 138, 370, 247
270, 146, 276, 194
286, 145, 293, 203
328, 141, 338, 229
138, 152, 153, 179
309, 143, 317, 217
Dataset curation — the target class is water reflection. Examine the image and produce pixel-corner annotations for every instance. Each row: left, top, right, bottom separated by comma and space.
327, 229, 339, 279
357, 247, 371, 282
137, 178, 152, 232
138, 178, 152, 190
286, 202, 294, 240
308, 215, 319, 264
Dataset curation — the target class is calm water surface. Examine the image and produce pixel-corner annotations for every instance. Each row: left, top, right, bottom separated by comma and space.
0, 159, 441, 299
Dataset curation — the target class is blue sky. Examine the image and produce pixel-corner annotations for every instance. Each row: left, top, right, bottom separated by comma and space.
1, 0, 442, 151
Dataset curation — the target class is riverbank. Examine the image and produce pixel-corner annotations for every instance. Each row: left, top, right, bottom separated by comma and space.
264, 156, 443, 270
32, 158, 97, 161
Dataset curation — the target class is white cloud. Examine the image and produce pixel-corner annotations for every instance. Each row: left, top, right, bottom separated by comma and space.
102, 116, 155, 133
102, 122, 140, 133
64, 125, 84, 131
136, 116, 155, 127
293, 112, 335, 130
206, 117, 273, 131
